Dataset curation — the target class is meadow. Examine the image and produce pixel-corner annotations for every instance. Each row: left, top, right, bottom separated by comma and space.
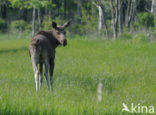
0, 34, 155, 115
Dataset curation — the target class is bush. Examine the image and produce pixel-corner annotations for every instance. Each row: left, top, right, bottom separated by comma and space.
0, 18, 7, 32
24, 24, 32, 32
148, 27, 156, 42
137, 12, 154, 29
119, 32, 133, 40
132, 33, 148, 43
69, 15, 98, 36
10, 20, 27, 32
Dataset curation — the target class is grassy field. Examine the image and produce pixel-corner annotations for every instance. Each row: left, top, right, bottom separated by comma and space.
0, 35, 155, 115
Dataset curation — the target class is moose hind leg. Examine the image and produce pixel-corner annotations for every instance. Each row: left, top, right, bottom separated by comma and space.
44, 59, 50, 90
50, 59, 54, 90
31, 56, 39, 93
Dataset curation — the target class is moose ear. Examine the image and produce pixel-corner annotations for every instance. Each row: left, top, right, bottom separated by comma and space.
52, 22, 57, 28
63, 20, 71, 28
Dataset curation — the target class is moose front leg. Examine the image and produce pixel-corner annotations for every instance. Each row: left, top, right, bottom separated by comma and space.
39, 63, 43, 90
50, 58, 55, 91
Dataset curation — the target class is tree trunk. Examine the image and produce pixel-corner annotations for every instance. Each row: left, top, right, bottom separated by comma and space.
98, 6, 103, 31
125, 0, 132, 29
45, 7, 48, 20
151, 0, 156, 27
93, 0, 109, 39
67, 0, 70, 17
154, 0, 156, 27
57, 0, 60, 16
111, 0, 119, 40
48, 9, 51, 19
102, 8, 109, 39
1, 4, 6, 19
151, 0, 154, 13
64, 0, 66, 18
77, 0, 82, 16
77, 0, 82, 22
93, 2, 103, 31
126, 0, 139, 30
18, 8, 27, 21
32, 7, 36, 36
118, 0, 123, 35
48, 0, 51, 19
37, 8, 41, 31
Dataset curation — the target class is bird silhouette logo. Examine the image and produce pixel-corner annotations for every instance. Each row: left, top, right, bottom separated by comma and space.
122, 103, 131, 113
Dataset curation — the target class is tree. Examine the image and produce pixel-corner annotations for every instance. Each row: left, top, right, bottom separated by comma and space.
151, 0, 156, 26
9, 0, 52, 36
93, 0, 109, 39
118, 0, 124, 34
125, 0, 140, 30
0, 0, 8, 19
93, 2, 103, 31
111, 0, 119, 39
77, 0, 82, 22
64, 0, 67, 18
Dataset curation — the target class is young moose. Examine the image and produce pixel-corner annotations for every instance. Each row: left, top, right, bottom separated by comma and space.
29, 21, 70, 92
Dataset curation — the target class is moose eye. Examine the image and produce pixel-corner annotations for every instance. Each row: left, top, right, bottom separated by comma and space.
57, 31, 60, 34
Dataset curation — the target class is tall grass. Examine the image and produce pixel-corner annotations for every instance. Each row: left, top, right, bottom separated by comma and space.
0, 36, 155, 114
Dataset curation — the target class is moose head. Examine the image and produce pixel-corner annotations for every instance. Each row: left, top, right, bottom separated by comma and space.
52, 21, 71, 46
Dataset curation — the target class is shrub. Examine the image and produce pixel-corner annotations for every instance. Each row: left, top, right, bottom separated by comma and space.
69, 15, 98, 36
24, 24, 32, 32
10, 20, 27, 32
137, 12, 154, 29
119, 32, 133, 40
148, 27, 156, 42
132, 33, 148, 43
0, 18, 7, 32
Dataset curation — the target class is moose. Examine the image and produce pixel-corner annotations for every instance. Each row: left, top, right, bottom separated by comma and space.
29, 21, 71, 92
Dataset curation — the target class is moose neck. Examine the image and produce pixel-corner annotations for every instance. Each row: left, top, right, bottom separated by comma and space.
38, 30, 60, 49
49, 30, 61, 49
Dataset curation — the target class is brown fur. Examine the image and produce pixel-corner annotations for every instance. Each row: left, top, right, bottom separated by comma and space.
29, 21, 70, 92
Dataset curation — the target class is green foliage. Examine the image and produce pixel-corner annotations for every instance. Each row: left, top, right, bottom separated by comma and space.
133, 22, 140, 31
10, 20, 27, 32
132, 33, 148, 43
106, 20, 113, 37
54, 17, 66, 25
42, 16, 52, 30
0, 18, 7, 32
137, 12, 154, 28
69, 15, 98, 36
148, 27, 156, 42
119, 32, 149, 43
4, 0, 156, 39
8, 0, 53, 9
119, 32, 133, 40
42, 14, 98, 36
24, 24, 32, 32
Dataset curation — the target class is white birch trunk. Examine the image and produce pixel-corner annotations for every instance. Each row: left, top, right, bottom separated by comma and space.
151, 0, 154, 13
98, 6, 103, 31
93, 2, 103, 31
152, 0, 156, 26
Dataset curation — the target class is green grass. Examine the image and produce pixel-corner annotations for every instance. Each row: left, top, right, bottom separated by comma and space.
0, 36, 155, 115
